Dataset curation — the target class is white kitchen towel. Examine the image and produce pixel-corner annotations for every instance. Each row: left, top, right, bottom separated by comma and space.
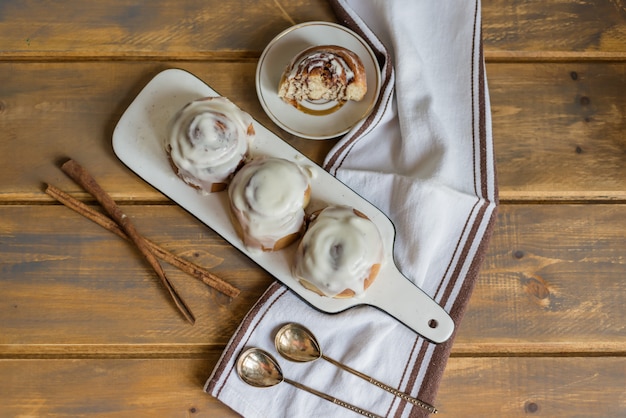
205, 1, 497, 417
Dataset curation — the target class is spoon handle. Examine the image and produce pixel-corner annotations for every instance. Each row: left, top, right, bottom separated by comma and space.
284, 378, 383, 418
322, 355, 438, 414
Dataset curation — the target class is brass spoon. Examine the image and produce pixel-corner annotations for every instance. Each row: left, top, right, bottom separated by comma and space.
236, 347, 382, 418
275, 323, 438, 414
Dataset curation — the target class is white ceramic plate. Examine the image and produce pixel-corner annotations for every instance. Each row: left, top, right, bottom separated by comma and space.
112, 69, 453, 343
256, 21, 381, 140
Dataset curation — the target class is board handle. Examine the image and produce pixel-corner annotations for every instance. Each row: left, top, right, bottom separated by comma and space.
368, 266, 455, 343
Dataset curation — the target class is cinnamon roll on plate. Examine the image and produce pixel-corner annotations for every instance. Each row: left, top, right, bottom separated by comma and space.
228, 157, 312, 252
166, 96, 254, 193
278, 45, 367, 108
294, 205, 384, 298
256, 21, 381, 139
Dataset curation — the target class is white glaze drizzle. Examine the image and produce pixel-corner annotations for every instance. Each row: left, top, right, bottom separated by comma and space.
294, 206, 384, 297
289, 51, 355, 83
229, 157, 311, 250
279, 46, 363, 104
167, 96, 254, 191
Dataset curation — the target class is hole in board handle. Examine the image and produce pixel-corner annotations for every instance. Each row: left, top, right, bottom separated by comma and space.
428, 319, 438, 329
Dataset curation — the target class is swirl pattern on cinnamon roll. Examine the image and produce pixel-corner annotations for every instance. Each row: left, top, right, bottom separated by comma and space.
166, 96, 255, 193
228, 157, 311, 252
278, 45, 367, 107
294, 206, 383, 298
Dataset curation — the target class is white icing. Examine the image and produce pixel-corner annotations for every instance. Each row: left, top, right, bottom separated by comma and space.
229, 157, 310, 250
302, 164, 317, 180
289, 51, 355, 82
167, 97, 254, 191
279, 46, 359, 103
294, 206, 384, 297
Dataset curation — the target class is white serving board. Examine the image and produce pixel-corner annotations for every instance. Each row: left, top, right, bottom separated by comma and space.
112, 69, 454, 343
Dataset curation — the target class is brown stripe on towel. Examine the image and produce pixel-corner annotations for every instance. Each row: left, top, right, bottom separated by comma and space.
206, 282, 288, 396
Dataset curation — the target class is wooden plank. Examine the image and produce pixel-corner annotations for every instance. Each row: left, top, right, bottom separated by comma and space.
0, 356, 235, 417
1, 61, 626, 202
0, 1, 621, 417
483, 0, 626, 58
3, 0, 626, 59
0, 61, 338, 202
0, 356, 623, 417
487, 62, 626, 201
456, 204, 626, 354
1, 204, 624, 354
0, 0, 335, 59
436, 357, 626, 417
0, 205, 272, 350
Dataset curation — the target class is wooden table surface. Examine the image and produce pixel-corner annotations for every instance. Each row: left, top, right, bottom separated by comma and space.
1, 1, 625, 416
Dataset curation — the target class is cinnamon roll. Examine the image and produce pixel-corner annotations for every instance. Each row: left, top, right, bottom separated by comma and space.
278, 45, 367, 107
166, 96, 255, 193
228, 157, 311, 252
294, 206, 383, 298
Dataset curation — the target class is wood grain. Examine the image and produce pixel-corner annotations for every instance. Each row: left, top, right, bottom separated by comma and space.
0, 61, 337, 202
2, 0, 626, 59
0, 0, 335, 59
457, 204, 626, 353
0, 205, 271, 349
1, 204, 624, 354
437, 357, 626, 417
488, 62, 626, 200
1, 62, 626, 202
1, 0, 624, 416
0, 357, 622, 417
483, 0, 626, 58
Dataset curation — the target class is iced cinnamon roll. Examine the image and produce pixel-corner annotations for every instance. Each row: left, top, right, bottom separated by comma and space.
294, 206, 383, 298
278, 45, 367, 107
166, 96, 255, 193
228, 157, 311, 252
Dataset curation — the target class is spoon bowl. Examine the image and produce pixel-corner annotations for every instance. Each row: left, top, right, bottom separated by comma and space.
236, 347, 284, 388
236, 347, 383, 418
274, 323, 438, 414
275, 322, 322, 363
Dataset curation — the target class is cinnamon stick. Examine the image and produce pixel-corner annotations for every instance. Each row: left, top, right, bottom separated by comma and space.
60, 158, 195, 325
45, 183, 239, 298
